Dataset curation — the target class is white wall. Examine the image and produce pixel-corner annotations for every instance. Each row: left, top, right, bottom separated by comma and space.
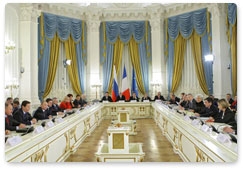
3, 3, 233, 104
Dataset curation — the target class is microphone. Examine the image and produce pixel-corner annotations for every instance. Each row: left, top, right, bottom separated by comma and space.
41, 121, 46, 127
200, 119, 204, 125
21, 126, 34, 136
229, 134, 237, 143
210, 125, 219, 133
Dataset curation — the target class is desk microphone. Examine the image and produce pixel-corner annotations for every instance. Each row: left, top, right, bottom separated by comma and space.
21, 126, 34, 136
210, 125, 219, 134
229, 134, 237, 143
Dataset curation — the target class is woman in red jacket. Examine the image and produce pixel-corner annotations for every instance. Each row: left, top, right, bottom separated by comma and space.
59, 96, 72, 110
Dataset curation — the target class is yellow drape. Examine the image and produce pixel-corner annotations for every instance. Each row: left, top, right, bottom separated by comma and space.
128, 36, 146, 95
107, 37, 123, 93
64, 36, 82, 95
43, 33, 60, 98
171, 34, 186, 93
191, 31, 209, 95
231, 23, 237, 96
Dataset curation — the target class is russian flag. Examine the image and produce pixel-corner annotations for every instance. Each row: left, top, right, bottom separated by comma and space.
121, 65, 130, 100
112, 65, 119, 102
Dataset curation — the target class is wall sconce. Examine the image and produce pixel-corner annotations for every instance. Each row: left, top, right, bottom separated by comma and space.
205, 54, 214, 62
63, 59, 71, 68
5, 40, 16, 54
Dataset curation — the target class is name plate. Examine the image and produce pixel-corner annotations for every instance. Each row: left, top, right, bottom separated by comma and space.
217, 133, 231, 143
130, 100, 137, 102
46, 121, 55, 128
103, 101, 109, 103
56, 117, 64, 123
143, 100, 150, 102
155, 100, 161, 102
34, 126, 45, 134
6, 136, 22, 146
201, 124, 210, 132
191, 119, 200, 126
184, 115, 190, 122
119, 100, 125, 103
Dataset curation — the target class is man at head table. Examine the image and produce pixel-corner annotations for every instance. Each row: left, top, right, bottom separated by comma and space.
13, 100, 37, 125
141, 93, 151, 102
129, 92, 139, 102
154, 92, 166, 101
116, 92, 125, 102
5, 102, 26, 132
101, 92, 113, 102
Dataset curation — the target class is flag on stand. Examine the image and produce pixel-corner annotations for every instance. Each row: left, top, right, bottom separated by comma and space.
131, 67, 138, 97
121, 65, 130, 100
112, 65, 119, 102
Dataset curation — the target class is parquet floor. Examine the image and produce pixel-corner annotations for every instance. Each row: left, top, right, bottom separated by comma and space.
65, 118, 182, 162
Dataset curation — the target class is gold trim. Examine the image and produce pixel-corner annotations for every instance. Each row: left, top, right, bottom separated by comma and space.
112, 133, 124, 149
104, 157, 136, 162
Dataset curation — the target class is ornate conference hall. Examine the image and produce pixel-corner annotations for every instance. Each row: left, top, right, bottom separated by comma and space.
3, 2, 237, 164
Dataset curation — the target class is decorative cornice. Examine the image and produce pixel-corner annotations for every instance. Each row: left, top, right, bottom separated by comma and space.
19, 4, 41, 22
86, 20, 100, 32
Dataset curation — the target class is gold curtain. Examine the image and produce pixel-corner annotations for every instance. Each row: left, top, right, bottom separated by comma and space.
191, 31, 209, 95
43, 33, 60, 98
231, 23, 237, 96
128, 36, 146, 94
171, 34, 186, 93
107, 37, 123, 93
64, 36, 82, 95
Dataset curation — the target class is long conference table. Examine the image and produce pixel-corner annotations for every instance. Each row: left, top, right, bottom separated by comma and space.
5, 102, 238, 162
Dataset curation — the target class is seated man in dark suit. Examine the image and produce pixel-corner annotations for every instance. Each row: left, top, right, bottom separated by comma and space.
5, 102, 26, 131
80, 94, 88, 107
154, 92, 166, 101
116, 92, 125, 102
194, 97, 218, 119
141, 93, 151, 102
34, 101, 52, 121
51, 97, 63, 115
129, 92, 139, 102
12, 100, 20, 115
13, 100, 37, 125
168, 93, 180, 104
101, 92, 113, 102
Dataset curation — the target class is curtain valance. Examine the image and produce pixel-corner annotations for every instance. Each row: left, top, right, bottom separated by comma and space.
227, 3, 237, 25
168, 8, 208, 40
43, 12, 83, 42
105, 21, 146, 43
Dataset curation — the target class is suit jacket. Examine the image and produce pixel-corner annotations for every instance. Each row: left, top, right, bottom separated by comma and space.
13, 109, 33, 125
116, 95, 125, 102
51, 104, 62, 115
5, 115, 20, 131
80, 99, 87, 107
34, 107, 51, 120
141, 96, 151, 102
129, 96, 139, 102
154, 95, 166, 101
101, 96, 112, 102
214, 107, 236, 124
185, 99, 196, 110
199, 105, 219, 119
193, 101, 205, 113
73, 99, 82, 108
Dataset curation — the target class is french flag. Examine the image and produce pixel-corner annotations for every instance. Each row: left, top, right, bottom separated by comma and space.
121, 65, 130, 100
112, 65, 119, 102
